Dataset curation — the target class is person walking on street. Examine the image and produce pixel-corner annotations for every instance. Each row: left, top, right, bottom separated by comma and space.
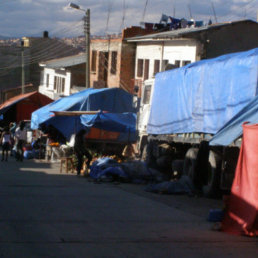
0, 127, 12, 161
74, 129, 92, 176
15, 121, 27, 162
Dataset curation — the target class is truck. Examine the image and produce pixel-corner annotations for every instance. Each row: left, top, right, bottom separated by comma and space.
137, 48, 258, 197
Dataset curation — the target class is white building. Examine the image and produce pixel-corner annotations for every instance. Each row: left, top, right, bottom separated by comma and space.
127, 20, 258, 90
39, 54, 86, 100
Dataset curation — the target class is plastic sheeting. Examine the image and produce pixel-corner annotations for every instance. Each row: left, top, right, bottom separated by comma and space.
80, 112, 136, 133
210, 94, 258, 146
31, 88, 136, 134
222, 123, 258, 236
81, 112, 137, 142
147, 48, 258, 135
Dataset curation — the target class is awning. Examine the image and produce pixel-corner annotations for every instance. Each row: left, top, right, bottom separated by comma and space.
0, 91, 36, 115
31, 87, 136, 130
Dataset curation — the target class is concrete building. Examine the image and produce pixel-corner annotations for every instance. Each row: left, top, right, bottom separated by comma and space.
127, 20, 258, 90
39, 54, 86, 100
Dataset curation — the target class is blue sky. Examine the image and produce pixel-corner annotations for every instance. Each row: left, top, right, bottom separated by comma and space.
0, 0, 257, 37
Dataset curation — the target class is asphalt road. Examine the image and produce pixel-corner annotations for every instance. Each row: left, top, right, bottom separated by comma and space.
0, 157, 257, 257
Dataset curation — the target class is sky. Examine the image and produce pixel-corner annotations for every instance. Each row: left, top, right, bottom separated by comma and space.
0, 0, 257, 38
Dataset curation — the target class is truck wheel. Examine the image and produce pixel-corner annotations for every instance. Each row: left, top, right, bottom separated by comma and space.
183, 148, 199, 184
202, 151, 222, 198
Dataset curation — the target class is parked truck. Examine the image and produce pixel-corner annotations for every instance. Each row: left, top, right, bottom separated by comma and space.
137, 48, 258, 197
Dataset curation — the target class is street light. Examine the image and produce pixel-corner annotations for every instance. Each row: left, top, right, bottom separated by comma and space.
69, 2, 90, 89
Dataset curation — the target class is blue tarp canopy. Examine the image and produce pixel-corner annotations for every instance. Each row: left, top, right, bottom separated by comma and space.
80, 112, 137, 142
80, 112, 136, 133
31, 88, 136, 140
210, 94, 258, 146
147, 48, 258, 135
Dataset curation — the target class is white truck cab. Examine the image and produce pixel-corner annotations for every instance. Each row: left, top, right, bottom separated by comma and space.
137, 79, 154, 153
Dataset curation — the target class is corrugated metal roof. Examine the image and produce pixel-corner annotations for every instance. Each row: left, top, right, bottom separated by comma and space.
40, 53, 86, 69
126, 20, 256, 41
0, 91, 37, 114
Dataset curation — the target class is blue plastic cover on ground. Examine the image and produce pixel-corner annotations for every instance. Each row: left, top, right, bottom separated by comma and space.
210, 94, 258, 146
147, 48, 258, 135
31, 88, 135, 136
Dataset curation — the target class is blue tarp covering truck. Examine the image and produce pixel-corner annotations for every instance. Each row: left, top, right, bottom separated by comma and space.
138, 48, 258, 197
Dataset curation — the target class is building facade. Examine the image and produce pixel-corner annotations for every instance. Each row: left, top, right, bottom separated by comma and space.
127, 20, 258, 91
39, 54, 86, 100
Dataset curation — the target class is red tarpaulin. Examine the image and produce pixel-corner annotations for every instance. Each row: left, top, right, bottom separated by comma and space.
222, 122, 258, 236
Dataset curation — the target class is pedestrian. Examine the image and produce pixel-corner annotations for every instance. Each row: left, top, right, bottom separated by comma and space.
15, 121, 27, 162
0, 126, 12, 161
74, 129, 92, 176
9, 122, 16, 155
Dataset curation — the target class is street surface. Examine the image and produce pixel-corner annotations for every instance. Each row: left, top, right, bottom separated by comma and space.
0, 157, 257, 257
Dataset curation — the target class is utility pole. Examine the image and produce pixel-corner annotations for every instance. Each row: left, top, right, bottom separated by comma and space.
21, 40, 25, 94
84, 9, 90, 89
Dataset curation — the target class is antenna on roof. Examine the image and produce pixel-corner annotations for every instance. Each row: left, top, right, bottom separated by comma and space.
120, 0, 127, 32
141, 0, 149, 23
211, 2, 218, 23
188, 4, 193, 19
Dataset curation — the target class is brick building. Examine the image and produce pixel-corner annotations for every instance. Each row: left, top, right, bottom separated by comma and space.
90, 26, 152, 94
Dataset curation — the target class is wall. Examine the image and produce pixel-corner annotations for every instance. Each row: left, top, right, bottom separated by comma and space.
120, 42, 136, 93
70, 63, 86, 88
204, 22, 258, 59
135, 39, 198, 81
39, 67, 71, 100
90, 38, 122, 89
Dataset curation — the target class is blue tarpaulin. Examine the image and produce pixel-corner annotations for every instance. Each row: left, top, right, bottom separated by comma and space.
31, 88, 136, 139
80, 112, 136, 133
80, 112, 137, 142
147, 48, 258, 135
210, 94, 258, 146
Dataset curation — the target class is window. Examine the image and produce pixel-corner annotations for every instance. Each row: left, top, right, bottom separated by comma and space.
110, 51, 117, 74
182, 60, 191, 66
144, 59, 149, 80
91, 50, 97, 72
154, 60, 160, 75
46, 74, 49, 88
61, 78, 65, 93
143, 85, 152, 104
54, 76, 65, 93
174, 60, 180, 68
54, 76, 57, 90
137, 59, 143, 77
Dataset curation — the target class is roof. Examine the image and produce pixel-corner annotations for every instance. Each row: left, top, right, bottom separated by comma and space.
31, 87, 136, 131
0, 91, 52, 115
126, 20, 257, 42
39, 53, 86, 69
0, 91, 37, 114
